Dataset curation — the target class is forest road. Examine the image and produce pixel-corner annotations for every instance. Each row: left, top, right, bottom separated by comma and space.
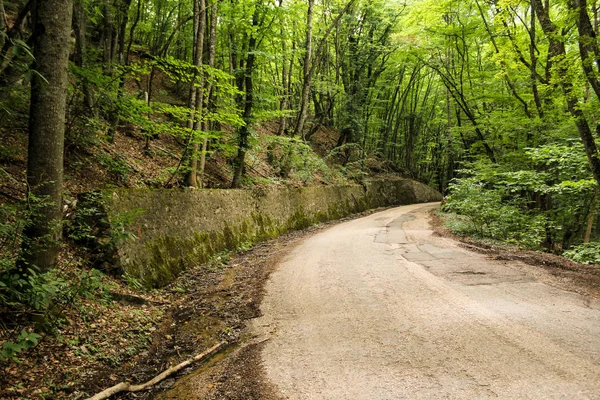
251, 202, 600, 399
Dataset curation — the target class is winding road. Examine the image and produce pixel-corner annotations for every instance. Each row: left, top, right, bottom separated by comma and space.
252, 203, 600, 399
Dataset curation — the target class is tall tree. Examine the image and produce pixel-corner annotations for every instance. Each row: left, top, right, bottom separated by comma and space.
21, 0, 73, 271
532, 0, 600, 188
293, 0, 314, 138
186, 0, 207, 187
231, 5, 261, 188
198, 0, 219, 187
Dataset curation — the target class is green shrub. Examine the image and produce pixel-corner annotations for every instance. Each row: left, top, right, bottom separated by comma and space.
98, 152, 133, 184
563, 243, 600, 265
443, 177, 546, 248
0, 330, 41, 363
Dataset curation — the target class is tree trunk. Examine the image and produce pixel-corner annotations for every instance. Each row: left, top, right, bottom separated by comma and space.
0, 0, 6, 51
107, 0, 133, 143
530, 4, 544, 119
277, 0, 288, 136
570, 0, 600, 102
102, 4, 114, 69
532, 0, 600, 188
198, 0, 218, 188
185, 0, 206, 187
73, 0, 96, 117
117, 0, 133, 65
585, 188, 598, 243
126, 0, 142, 62
21, 0, 73, 271
293, 0, 314, 139
232, 9, 259, 188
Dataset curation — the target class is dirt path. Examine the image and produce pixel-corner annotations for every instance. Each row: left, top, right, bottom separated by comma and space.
252, 203, 600, 399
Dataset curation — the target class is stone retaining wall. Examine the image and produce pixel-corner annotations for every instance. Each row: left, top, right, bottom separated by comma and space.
80, 179, 441, 287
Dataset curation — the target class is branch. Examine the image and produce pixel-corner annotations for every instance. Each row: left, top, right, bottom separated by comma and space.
86, 341, 228, 400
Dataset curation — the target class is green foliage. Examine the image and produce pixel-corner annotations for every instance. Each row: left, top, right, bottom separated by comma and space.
563, 243, 600, 265
263, 136, 341, 184
443, 142, 597, 252
443, 177, 546, 248
0, 330, 41, 363
0, 193, 120, 358
98, 152, 133, 184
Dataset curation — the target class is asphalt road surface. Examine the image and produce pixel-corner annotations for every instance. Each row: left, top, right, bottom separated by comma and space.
252, 203, 600, 399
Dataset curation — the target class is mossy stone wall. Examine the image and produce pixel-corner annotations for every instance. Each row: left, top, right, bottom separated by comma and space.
97, 179, 441, 287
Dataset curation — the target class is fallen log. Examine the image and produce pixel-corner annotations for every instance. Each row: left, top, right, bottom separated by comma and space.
86, 341, 228, 400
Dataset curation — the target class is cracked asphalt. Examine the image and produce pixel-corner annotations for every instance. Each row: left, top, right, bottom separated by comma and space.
252, 202, 600, 399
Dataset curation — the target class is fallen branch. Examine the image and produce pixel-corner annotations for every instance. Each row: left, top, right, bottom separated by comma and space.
86, 341, 228, 400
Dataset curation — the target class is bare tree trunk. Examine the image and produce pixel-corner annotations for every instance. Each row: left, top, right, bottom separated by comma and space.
277, 0, 288, 136
102, 4, 114, 70
585, 188, 598, 243
293, 0, 314, 139
116, 0, 133, 65
530, 4, 544, 119
570, 0, 600, 101
0, 0, 6, 51
199, 0, 218, 188
20, 0, 73, 271
0, 0, 33, 78
475, 0, 531, 118
73, 0, 96, 117
186, 0, 206, 187
107, 0, 133, 143
126, 0, 142, 62
232, 9, 259, 188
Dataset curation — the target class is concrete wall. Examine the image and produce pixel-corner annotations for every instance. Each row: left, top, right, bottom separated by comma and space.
84, 179, 441, 287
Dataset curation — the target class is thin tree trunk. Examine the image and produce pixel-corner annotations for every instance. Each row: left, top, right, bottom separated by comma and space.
102, 4, 114, 69
232, 9, 259, 188
117, 0, 133, 65
73, 0, 96, 117
107, 0, 134, 143
293, 0, 314, 138
126, 0, 142, 62
475, 0, 531, 118
0, 0, 6, 51
20, 0, 73, 271
277, 0, 288, 136
0, 0, 33, 78
185, 0, 206, 187
585, 188, 598, 243
530, 4, 544, 119
570, 0, 600, 101
198, 0, 218, 188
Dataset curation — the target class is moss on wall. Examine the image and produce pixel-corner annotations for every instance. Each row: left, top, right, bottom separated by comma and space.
83, 179, 441, 287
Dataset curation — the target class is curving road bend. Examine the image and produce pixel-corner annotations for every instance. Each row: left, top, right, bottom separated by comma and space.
252, 203, 600, 399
